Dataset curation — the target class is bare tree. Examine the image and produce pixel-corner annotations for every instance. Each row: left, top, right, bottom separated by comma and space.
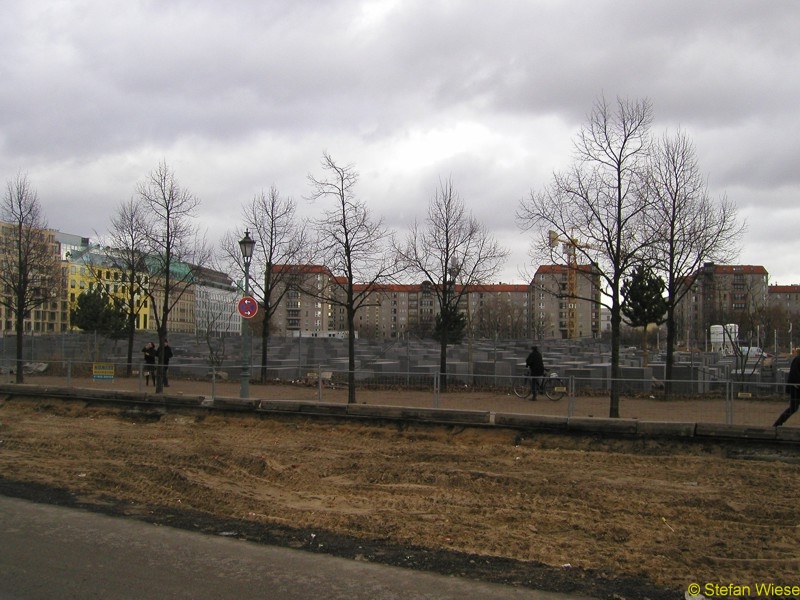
470, 293, 528, 339
644, 129, 744, 394
195, 287, 236, 371
307, 152, 401, 404
94, 197, 152, 377
136, 161, 210, 393
397, 178, 507, 391
221, 186, 309, 382
518, 96, 653, 417
0, 174, 60, 383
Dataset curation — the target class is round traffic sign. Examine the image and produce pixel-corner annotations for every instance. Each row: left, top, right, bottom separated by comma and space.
238, 296, 258, 318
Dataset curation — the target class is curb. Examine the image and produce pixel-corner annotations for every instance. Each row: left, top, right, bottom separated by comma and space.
0, 383, 797, 446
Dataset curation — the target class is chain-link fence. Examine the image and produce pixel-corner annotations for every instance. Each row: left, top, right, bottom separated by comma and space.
1, 332, 795, 429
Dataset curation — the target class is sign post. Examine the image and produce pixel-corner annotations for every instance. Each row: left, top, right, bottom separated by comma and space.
237, 294, 257, 399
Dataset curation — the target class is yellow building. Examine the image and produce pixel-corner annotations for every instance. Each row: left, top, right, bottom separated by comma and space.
68, 245, 237, 336
67, 246, 151, 331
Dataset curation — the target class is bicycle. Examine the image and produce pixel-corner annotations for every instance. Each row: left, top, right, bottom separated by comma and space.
512, 368, 567, 401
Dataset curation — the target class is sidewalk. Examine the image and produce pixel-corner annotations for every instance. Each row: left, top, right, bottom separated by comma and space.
13, 372, 796, 427
0, 495, 594, 600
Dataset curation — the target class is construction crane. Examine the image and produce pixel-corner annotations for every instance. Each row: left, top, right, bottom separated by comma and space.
548, 230, 594, 340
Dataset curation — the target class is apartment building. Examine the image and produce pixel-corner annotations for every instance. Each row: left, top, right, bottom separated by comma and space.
768, 284, 800, 315
0, 224, 69, 334
350, 284, 410, 339
463, 284, 531, 339
65, 244, 236, 336
143, 261, 237, 336
268, 265, 537, 341
674, 263, 769, 348
269, 265, 334, 337
531, 264, 602, 340
342, 281, 532, 341
193, 266, 240, 338
59, 253, 786, 347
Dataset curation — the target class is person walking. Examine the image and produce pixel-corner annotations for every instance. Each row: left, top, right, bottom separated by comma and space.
774, 347, 800, 427
525, 345, 545, 401
141, 342, 157, 386
158, 339, 174, 387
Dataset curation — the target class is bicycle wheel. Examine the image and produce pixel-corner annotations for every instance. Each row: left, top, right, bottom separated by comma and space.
543, 377, 566, 401
512, 376, 531, 398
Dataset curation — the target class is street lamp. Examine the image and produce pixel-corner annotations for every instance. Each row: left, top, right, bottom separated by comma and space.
239, 229, 256, 398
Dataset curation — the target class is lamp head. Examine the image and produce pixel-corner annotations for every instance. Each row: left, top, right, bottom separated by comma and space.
239, 229, 256, 264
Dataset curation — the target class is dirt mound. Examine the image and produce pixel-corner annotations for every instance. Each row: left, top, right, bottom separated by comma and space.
2, 397, 799, 599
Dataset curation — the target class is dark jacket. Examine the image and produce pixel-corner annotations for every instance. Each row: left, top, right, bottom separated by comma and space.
142, 345, 156, 365
786, 354, 800, 397
526, 348, 545, 376
158, 344, 174, 365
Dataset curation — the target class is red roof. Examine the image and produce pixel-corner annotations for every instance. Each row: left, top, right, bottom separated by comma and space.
535, 264, 596, 275
349, 282, 531, 294
467, 283, 529, 293
707, 264, 768, 275
272, 264, 331, 275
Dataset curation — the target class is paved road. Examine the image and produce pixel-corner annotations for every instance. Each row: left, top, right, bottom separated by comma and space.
0, 496, 594, 600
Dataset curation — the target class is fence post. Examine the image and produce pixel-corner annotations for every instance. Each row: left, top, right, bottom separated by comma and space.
318, 364, 323, 403
567, 375, 575, 418
211, 366, 217, 401
433, 372, 440, 408
726, 380, 733, 425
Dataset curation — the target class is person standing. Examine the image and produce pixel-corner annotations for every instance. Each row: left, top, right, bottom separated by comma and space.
525, 345, 545, 401
141, 342, 157, 386
158, 339, 174, 387
774, 348, 800, 427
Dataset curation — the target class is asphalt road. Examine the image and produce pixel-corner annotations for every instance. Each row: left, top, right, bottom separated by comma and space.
0, 496, 594, 600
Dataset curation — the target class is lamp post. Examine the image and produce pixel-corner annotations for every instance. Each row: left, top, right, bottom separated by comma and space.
239, 229, 256, 398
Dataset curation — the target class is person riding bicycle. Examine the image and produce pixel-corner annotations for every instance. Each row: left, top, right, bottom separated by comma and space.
525, 345, 545, 401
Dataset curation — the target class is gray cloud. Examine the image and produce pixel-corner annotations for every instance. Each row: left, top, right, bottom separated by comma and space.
2, 0, 799, 283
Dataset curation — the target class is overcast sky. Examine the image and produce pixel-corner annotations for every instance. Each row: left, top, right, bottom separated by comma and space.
3, 1, 799, 284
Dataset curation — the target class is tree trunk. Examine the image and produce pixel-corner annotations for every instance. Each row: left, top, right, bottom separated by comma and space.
125, 313, 136, 378
260, 311, 269, 383
664, 306, 676, 398
347, 308, 356, 404
609, 299, 621, 418
439, 336, 448, 393
14, 318, 24, 384
155, 329, 166, 394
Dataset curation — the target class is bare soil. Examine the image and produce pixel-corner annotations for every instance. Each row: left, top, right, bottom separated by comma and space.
2, 391, 800, 599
